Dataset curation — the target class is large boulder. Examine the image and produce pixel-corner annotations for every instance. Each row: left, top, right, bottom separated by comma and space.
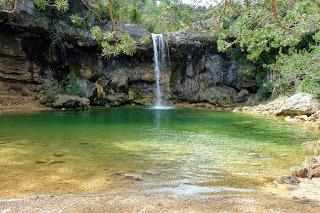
200, 86, 237, 106
52, 95, 90, 109
276, 93, 320, 116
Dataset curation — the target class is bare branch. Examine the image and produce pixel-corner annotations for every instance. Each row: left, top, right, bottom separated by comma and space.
216, 0, 228, 31
271, 0, 287, 31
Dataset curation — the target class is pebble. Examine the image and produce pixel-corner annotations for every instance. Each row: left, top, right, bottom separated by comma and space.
281, 176, 300, 185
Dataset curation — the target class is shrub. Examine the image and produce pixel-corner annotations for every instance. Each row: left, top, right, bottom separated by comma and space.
70, 14, 84, 26
139, 35, 152, 47
66, 71, 89, 98
42, 69, 62, 104
256, 82, 273, 101
270, 45, 320, 96
298, 77, 320, 98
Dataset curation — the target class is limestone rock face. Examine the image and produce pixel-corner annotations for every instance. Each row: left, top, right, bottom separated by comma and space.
52, 95, 90, 109
276, 93, 320, 116
0, 8, 257, 109
0, 33, 40, 83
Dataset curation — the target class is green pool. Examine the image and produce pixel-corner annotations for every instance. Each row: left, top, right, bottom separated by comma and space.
0, 108, 318, 198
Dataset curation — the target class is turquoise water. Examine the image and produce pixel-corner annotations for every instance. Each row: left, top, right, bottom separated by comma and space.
0, 108, 318, 198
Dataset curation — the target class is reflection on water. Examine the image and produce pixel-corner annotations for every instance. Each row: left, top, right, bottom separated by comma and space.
0, 108, 318, 198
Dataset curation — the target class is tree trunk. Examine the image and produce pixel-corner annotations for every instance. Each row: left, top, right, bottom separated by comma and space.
271, 0, 286, 30
108, 0, 116, 32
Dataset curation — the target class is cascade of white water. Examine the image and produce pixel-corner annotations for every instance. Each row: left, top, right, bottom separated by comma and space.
151, 34, 172, 109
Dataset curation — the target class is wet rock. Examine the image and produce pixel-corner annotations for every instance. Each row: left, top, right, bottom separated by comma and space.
114, 171, 125, 176
48, 160, 66, 165
53, 153, 64, 157
123, 173, 143, 181
35, 160, 47, 164
142, 170, 161, 176
248, 153, 260, 158
281, 176, 300, 185
52, 95, 90, 109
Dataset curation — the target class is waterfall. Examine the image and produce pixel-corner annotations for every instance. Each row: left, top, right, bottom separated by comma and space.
151, 33, 172, 109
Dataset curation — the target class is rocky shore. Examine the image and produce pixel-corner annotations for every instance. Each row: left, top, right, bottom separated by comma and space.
234, 93, 320, 128
233, 92, 320, 202
0, 190, 320, 213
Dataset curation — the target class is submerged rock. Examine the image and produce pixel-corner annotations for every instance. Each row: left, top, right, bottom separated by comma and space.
48, 160, 66, 165
123, 173, 143, 181
35, 160, 47, 164
53, 153, 64, 157
281, 176, 300, 185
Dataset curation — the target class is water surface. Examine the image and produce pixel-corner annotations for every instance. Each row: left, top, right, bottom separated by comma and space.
0, 108, 318, 198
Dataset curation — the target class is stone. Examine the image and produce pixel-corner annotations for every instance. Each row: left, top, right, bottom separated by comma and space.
292, 168, 308, 178
142, 170, 161, 176
200, 86, 237, 106
285, 116, 300, 124
35, 160, 47, 164
48, 160, 66, 165
236, 89, 249, 103
114, 171, 125, 176
308, 165, 320, 179
276, 93, 320, 116
295, 115, 310, 121
52, 95, 90, 109
53, 153, 64, 157
281, 176, 300, 185
80, 66, 93, 80
123, 173, 143, 181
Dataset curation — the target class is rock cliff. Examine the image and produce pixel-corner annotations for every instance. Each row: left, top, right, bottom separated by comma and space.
0, 1, 257, 109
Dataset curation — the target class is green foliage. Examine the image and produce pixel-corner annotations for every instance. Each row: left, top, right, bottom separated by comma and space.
34, 0, 47, 11
70, 14, 84, 26
54, 0, 69, 12
90, 25, 103, 41
214, 0, 320, 99
90, 26, 136, 57
139, 35, 151, 47
42, 69, 62, 104
298, 77, 320, 98
269, 45, 320, 96
256, 82, 273, 101
118, 33, 135, 56
66, 71, 89, 98
34, 0, 69, 12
